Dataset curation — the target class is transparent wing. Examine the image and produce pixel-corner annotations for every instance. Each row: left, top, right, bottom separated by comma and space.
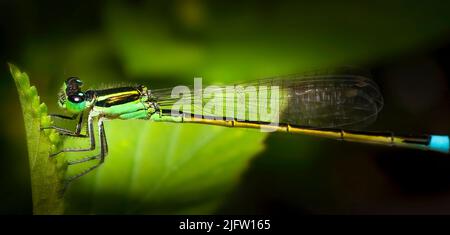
151, 70, 384, 129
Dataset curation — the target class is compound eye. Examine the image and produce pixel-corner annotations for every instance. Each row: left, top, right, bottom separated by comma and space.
75, 79, 83, 86
68, 92, 85, 103
66, 77, 83, 87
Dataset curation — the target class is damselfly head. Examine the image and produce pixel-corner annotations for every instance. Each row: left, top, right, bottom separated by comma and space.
58, 77, 88, 113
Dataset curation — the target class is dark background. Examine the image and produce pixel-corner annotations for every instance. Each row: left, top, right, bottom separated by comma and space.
1, 0, 449, 214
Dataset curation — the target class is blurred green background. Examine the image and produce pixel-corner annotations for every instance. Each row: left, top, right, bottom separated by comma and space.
1, 0, 450, 214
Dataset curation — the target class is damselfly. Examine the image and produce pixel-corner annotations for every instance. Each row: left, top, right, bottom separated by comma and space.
44, 70, 450, 186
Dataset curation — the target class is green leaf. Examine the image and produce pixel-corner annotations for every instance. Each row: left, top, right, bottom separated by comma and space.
8, 63, 66, 214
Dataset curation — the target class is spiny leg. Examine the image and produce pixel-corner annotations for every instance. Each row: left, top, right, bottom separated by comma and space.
50, 113, 96, 157
63, 118, 108, 190
65, 118, 108, 168
62, 106, 152, 190
73, 112, 84, 135
65, 121, 107, 165
68, 107, 147, 163
103, 121, 109, 154
49, 114, 77, 120
66, 117, 111, 165
42, 113, 87, 137
42, 126, 88, 137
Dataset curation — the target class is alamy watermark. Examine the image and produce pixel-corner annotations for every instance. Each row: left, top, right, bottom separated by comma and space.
170, 77, 280, 132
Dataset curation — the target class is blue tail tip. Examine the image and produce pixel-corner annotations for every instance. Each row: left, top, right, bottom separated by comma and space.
429, 135, 450, 154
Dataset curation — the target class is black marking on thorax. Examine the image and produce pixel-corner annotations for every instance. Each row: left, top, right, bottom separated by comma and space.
93, 86, 144, 107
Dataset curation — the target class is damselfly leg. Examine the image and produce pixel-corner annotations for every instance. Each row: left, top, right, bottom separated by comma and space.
49, 113, 96, 157
45, 112, 109, 191
64, 117, 108, 186
42, 113, 87, 137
